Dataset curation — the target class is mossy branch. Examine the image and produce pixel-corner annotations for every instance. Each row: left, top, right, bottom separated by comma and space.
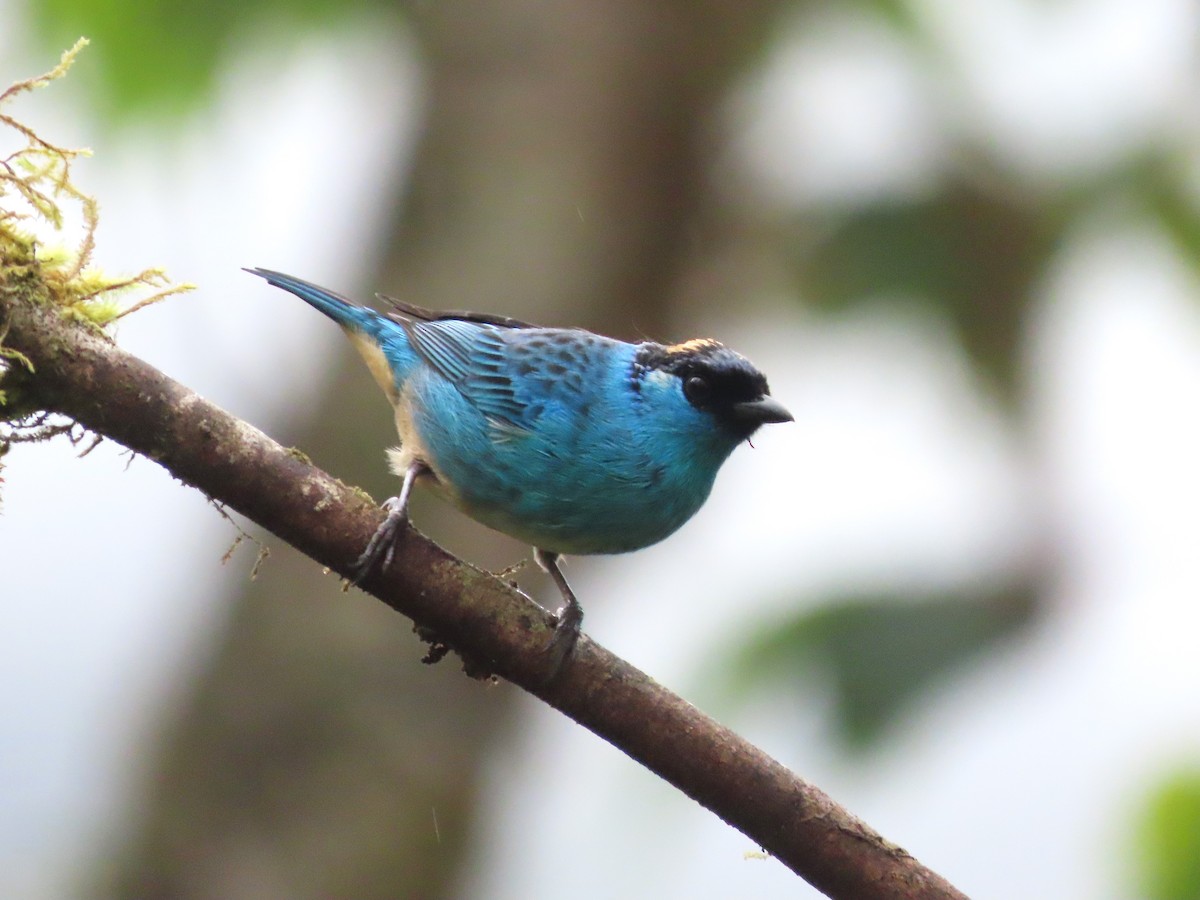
0, 45, 968, 900
1, 40, 193, 438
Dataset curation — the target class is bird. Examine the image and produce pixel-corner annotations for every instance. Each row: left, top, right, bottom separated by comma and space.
246, 268, 793, 675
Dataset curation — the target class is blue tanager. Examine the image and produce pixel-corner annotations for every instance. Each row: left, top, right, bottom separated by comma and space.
247, 268, 792, 672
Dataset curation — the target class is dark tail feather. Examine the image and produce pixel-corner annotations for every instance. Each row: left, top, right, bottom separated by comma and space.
244, 267, 382, 333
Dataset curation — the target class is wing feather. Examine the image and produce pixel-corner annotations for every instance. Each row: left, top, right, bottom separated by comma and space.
380, 294, 538, 330
386, 301, 606, 434
401, 319, 533, 428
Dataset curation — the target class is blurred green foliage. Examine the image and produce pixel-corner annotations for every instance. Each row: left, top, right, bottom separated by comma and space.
1133, 768, 1200, 900
796, 176, 1056, 400
734, 580, 1038, 747
1133, 153, 1200, 281
25, 0, 398, 116
775, 14, 1199, 754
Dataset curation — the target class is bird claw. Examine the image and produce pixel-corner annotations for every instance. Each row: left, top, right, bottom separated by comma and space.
544, 597, 583, 681
351, 496, 408, 584
533, 548, 584, 681
350, 461, 426, 584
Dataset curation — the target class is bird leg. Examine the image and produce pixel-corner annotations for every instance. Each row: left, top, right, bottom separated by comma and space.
352, 460, 428, 583
535, 548, 583, 677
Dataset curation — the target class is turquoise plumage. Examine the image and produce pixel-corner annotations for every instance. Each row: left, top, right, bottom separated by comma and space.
247, 268, 792, 672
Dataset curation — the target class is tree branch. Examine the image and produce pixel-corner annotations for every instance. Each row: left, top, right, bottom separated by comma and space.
1, 293, 968, 900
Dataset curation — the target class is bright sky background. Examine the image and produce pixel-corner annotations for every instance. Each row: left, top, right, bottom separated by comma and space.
3, 2, 1200, 898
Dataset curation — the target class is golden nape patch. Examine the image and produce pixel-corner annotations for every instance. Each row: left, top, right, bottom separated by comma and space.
345, 327, 399, 405
664, 338, 721, 357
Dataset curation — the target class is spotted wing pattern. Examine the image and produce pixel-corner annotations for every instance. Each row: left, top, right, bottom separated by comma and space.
395, 308, 612, 433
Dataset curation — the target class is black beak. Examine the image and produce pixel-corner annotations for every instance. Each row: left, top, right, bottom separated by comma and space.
730, 395, 793, 425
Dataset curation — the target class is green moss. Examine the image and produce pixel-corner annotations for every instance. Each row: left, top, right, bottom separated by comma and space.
286, 446, 314, 466
0, 40, 193, 459
0, 39, 194, 334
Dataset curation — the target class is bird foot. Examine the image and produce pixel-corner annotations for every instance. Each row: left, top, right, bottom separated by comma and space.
533, 548, 584, 681
544, 598, 583, 681
351, 495, 409, 584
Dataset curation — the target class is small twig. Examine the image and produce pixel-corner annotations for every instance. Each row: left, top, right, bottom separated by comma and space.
211, 498, 269, 579
77, 432, 103, 457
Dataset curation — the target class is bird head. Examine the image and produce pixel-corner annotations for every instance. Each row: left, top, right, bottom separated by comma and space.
634, 338, 792, 441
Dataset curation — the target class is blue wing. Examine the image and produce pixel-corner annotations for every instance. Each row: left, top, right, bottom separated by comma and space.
395, 309, 617, 433
401, 318, 534, 428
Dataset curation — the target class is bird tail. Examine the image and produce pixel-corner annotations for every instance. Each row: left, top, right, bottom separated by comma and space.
244, 268, 386, 333
245, 267, 410, 403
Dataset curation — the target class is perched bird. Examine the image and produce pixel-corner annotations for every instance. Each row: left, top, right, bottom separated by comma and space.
246, 268, 792, 673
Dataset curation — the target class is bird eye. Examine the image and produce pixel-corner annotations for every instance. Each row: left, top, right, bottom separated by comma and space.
684, 375, 711, 406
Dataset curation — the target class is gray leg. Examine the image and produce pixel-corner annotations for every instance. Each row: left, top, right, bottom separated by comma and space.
535, 548, 583, 677
352, 460, 427, 583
